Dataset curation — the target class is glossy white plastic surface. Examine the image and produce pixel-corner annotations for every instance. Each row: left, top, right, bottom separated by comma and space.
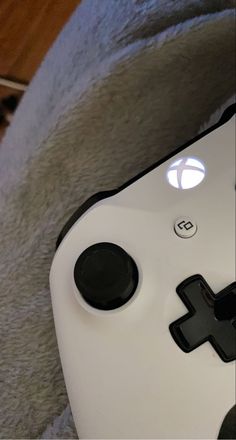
50, 116, 235, 439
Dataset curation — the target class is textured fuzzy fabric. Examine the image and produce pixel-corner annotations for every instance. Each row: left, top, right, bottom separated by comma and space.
40, 405, 76, 440
0, 0, 235, 438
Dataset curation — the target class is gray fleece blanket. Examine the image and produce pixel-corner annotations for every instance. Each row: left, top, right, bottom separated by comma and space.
0, 0, 235, 438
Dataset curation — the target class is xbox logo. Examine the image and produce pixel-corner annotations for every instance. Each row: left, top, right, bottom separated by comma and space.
167, 157, 206, 189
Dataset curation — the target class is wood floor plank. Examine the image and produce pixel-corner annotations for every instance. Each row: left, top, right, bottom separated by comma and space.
0, 0, 79, 139
0, 0, 79, 82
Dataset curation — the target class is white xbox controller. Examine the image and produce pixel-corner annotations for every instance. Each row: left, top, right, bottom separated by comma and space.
50, 106, 236, 439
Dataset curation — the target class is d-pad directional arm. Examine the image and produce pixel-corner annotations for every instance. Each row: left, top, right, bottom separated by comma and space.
169, 275, 236, 362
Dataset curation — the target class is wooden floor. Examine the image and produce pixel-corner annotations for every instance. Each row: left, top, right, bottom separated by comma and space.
0, 0, 79, 139
0, 0, 79, 83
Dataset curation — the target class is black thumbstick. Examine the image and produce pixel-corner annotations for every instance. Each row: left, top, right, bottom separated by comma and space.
74, 242, 139, 310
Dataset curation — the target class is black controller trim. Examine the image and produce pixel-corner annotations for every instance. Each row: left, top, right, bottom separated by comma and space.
56, 104, 236, 248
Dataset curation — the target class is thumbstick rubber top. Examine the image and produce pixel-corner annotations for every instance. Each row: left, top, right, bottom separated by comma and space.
74, 242, 139, 310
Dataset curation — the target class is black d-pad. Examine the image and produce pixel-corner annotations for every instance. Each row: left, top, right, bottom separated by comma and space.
169, 275, 236, 362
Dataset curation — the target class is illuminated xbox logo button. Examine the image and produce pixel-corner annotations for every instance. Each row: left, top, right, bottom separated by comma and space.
167, 157, 206, 189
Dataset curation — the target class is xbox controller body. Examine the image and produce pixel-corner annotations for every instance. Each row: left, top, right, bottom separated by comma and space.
50, 107, 236, 439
